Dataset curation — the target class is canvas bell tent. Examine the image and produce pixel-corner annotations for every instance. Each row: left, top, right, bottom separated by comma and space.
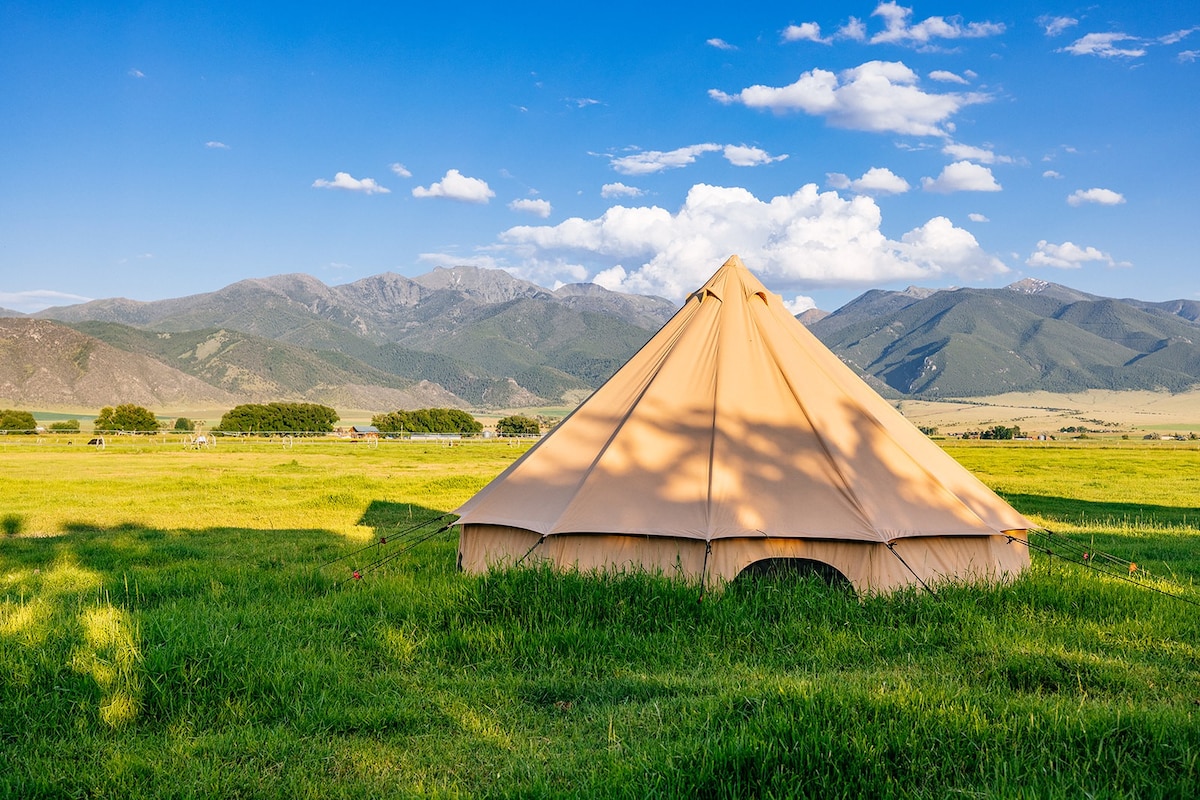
455, 256, 1031, 594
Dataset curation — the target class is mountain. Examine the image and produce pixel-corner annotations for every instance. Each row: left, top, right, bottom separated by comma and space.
0, 318, 238, 408
809, 279, 1200, 396
8, 268, 1200, 412
16, 267, 677, 409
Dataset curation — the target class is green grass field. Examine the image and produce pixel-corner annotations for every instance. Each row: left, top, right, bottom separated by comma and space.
2, 437, 1198, 798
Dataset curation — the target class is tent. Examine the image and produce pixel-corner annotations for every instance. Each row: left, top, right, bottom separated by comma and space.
455, 255, 1031, 594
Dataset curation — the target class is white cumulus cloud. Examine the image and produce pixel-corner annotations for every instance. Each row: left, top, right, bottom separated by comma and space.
1027, 240, 1123, 269
922, 161, 1002, 193
784, 295, 818, 314
928, 70, 968, 84
1043, 170, 1063, 179
723, 144, 788, 167
601, 182, 645, 199
389, 163, 412, 178
870, 1, 1004, 46
205, 141, 230, 150
941, 142, 1014, 164
1067, 187, 1126, 206
707, 37, 737, 50
783, 22, 830, 44
968, 213, 989, 222
509, 198, 553, 218
609, 144, 722, 175
312, 172, 391, 194
826, 167, 910, 195
1040, 16, 1078, 37
1060, 32, 1147, 58
498, 182, 1006, 301
412, 169, 494, 203
710, 60, 987, 138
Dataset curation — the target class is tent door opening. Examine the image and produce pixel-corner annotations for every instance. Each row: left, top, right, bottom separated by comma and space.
735, 557, 852, 590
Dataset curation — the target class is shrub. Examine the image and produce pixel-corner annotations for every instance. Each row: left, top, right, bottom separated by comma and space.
0, 409, 38, 433
372, 408, 482, 435
94, 404, 160, 433
495, 414, 540, 436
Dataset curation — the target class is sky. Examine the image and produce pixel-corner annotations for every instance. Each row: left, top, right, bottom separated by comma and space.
2, 1, 1198, 315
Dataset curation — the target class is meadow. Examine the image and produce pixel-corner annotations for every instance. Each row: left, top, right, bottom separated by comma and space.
1, 436, 1198, 798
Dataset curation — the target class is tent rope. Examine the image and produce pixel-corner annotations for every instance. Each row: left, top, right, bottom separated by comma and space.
317, 512, 456, 571
513, 535, 547, 567
697, 541, 713, 602
1018, 529, 1200, 608
884, 542, 936, 597
336, 520, 457, 586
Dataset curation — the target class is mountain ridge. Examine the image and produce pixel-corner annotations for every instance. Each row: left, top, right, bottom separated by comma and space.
5, 268, 1200, 411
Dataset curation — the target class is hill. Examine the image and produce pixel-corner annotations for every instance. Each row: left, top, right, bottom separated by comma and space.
810, 279, 1200, 397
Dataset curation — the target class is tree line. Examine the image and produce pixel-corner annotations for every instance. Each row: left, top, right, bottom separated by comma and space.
1, 403, 544, 437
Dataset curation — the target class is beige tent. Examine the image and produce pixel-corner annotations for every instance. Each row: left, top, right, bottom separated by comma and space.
456, 255, 1031, 594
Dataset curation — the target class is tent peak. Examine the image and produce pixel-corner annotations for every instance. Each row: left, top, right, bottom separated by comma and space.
721, 254, 746, 270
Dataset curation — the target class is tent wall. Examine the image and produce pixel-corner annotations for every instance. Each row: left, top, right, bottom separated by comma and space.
459, 524, 1030, 595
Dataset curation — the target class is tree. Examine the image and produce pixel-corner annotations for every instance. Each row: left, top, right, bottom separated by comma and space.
372, 408, 482, 434
48, 419, 81, 433
94, 404, 161, 433
174, 417, 195, 432
215, 402, 338, 434
0, 409, 37, 433
495, 414, 540, 436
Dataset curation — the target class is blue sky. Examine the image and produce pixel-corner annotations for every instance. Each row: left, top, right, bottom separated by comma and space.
2, 1, 1197, 314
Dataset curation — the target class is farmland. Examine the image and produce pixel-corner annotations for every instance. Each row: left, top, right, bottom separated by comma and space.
2, 437, 1199, 798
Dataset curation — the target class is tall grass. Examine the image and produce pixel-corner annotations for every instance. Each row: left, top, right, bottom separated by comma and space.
1, 438, 1198, 798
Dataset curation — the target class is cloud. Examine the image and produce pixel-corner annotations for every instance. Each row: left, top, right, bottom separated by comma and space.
205, 141, 230, 150
509, 198, 552, 218
1160, 27, 1199, 45
707, 37, 737, 50
922, 161, 1002, 193
1026, 240, 1124, 269
722, 144, 788, 167
312, 172, 391, 194
968, 213, 989, 222
928, 70, 968, 84
1059, 32, 1147, 58
498, 182, 1006, 300
783, 22, 830, 44
0, 289, 94, 314
710, 60, 988, 137
609, 144, 722, 175
128, 68, 145, 78
412, 169, 494, 203
1042, 170, 1063, 179
601, 182, 645, 199
869, 1, 1004, 47
838, 17, 867, 41
941, 142, 1014, 164
389, 162, 412, 178
1067, 187, 1125, 206
569, 97, 601, 108
1180, 50, 1200, 63
784, 295, 818, 314
826, 167, 910, 195
1039, 16, 1078, 37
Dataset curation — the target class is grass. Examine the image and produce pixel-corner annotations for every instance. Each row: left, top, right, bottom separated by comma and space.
2, 437, 1199, 798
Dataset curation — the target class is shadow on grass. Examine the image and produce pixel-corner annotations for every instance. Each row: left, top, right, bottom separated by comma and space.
1001, 492, 1200, 529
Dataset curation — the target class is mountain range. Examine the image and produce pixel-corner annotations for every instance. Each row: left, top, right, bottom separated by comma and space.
2, 268, 1199, 411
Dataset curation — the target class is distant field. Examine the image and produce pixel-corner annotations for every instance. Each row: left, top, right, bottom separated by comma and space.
2, 438, 1198, 797
19, 388, 1200, 437
900, 388, 1200, 436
